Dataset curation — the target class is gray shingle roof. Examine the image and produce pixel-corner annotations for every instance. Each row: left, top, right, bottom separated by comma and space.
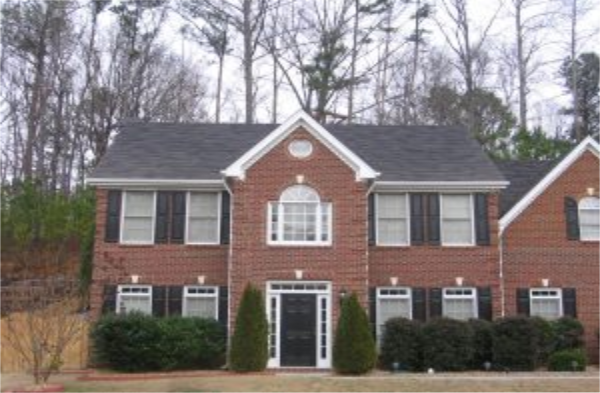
495, 160, 558, 215
90, 122, 507, 183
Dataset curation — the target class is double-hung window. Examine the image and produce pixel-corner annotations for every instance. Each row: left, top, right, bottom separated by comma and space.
183, 286, 219, 319
579, 196, 600, 241
441, 194, 474, 246
376, 194, 409, 245
117, 285, 152, 314
121, 191, 155, 244
530, 288, 562, 319
376, 287, 412, 342
187, 192, 220, 244
268, 185, 332, 245
443, 287, 477, 320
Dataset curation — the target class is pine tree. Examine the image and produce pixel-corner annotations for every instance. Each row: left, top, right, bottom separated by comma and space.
333, 293, 377, 374
229, 283, 269, 371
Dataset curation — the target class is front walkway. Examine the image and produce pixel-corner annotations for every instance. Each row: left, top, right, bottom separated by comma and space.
2, 368, 599, 392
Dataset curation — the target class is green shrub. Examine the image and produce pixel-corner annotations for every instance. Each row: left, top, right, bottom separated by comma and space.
229, 284, 269, 372
468, 319, 493, 370
530, 317, 556, 366
379, 317, 423, 371
551, 317, 585, 351
492, 316, 539, 371
547, 349, 587, 371
333, 293, 377, 374
91, 312, 226, 372
421, 318, 473, 371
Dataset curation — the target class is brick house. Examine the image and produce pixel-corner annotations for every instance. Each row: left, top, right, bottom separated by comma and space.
87, 111, 599, 368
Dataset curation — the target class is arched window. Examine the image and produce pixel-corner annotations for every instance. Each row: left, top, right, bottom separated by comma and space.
268, 185, 332, 244
579, 196, 600, 241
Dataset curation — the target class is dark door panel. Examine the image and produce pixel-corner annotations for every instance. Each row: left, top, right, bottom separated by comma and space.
280, 294, 317, 367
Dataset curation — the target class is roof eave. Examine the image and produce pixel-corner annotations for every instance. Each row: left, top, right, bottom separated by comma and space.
499, 136, 600, 234
374, 180, 509, 192
85, 177, 226, 190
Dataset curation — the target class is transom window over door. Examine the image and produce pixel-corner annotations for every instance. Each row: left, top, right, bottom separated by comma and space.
441, 194, 474, 246
579, 196, 600, 241
121, 191, 155, 244
268, 185, 332, 245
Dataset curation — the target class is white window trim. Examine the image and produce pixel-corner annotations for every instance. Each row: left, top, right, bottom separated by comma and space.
376, 287, 413, 342
185, 191, 222, 245
578, 197, 600, 242
375, 193, 411, 247
266, 281, 331, 369
120, 191, 156, 245
267, 201, 333, 247
440, 193, 475, 247
442, 287, 478, 319
116, 285, 152, 314
182, 285, 219, 319
530, 288, 563, 318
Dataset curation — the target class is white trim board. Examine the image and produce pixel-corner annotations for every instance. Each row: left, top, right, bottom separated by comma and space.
86, 177, 225, 190
222, 110, 380, 181
499, 136, 600, 234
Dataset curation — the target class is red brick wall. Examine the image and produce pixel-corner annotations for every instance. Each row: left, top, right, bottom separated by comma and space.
503, 150, 600, 361
369, 193, 502, 317
229, 127, 370, 327
90, 188, 228, 318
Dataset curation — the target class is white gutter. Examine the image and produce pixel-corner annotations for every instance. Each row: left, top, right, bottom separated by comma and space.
85, 178, 225, 189
375, 181, 509, 192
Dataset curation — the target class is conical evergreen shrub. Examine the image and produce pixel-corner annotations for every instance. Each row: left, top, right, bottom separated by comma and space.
333, 293, 377, 374
229, 283, 269, 372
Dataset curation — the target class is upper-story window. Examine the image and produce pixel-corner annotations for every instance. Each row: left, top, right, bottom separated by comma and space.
579, 196, 599, 241
187, 192, 220, 244
441, 194, 474, 246
376, 194, 409, 246
268, 185, 332, 245
121, 191, 155, 244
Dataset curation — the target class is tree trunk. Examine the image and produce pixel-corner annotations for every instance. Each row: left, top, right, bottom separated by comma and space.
347, 0, 360, 124
216, 55, 224, 123
243, 0, 254, 124
515, 0, 528, 130
570, 0, 580, 141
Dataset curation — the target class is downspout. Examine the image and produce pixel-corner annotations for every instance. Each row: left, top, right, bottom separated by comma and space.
223, 178, 234, 365
498, 228, 506, 317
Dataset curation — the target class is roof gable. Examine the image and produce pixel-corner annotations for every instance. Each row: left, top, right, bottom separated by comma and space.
499, 136, 600, 233
222, 110, 380, 181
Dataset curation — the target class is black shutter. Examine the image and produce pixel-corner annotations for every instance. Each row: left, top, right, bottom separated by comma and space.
155, 192, 170, 243
475, 193, 490, 246
368, 287, 377, 338
220, 192, 231, 245
102, 285, 117, 314
562, 288, 577, 318
368, 194, 376, 245
412, 287, 427, 322
152, 286, 167, 317
477, 287, 493, 321
218, 286, 229, 328
564, 197, 580, 241
171, 192, 186, 243
167, 286, 183, 316
429, 288, 442, 319
516, 288, 530, 316
410, 194, 425, 245
105, 190, 121, 242
427, 194, 441, 245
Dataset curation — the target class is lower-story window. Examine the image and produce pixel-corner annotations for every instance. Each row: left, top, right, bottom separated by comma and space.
530, 288, 562, 319
443, 287, 477, 320
117, 285, 152, 314
376, 287, 412, 342
183, 286, 219, 319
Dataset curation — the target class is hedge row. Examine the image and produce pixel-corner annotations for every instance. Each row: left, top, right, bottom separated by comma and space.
91, 312, 226, 372
379, 316, 586, 372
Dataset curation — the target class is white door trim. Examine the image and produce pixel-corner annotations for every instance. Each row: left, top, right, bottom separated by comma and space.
266, 281, 332, 368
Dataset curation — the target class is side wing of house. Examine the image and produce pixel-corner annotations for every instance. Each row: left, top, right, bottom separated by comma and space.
498, 137, 600, 360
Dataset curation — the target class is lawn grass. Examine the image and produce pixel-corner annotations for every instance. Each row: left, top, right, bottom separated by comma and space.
3, 371, 599, 392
